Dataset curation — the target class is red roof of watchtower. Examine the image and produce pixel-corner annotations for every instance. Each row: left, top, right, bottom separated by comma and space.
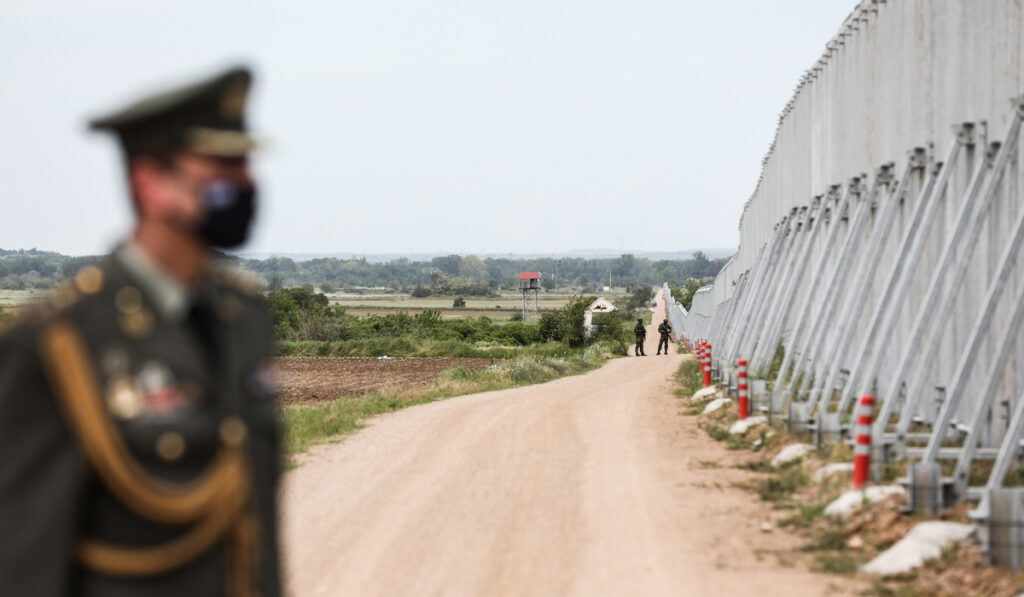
518, 272, 540, 279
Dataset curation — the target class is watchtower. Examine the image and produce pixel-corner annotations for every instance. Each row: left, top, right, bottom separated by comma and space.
518, 272, 541, 320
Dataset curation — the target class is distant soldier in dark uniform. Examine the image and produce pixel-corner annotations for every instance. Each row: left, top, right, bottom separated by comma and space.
0, 67, 282, 596
634, 317, 646, 356
656, 318, 673, 355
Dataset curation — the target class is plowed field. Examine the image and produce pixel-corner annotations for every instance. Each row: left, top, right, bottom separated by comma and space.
273, 357, 497, 404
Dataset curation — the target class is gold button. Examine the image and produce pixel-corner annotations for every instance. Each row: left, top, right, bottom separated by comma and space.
74, 266, 104, 295
115, 286, 143, 314
119, 308, 155, 339
219, 417, 247, 447
156, 432, 186, 462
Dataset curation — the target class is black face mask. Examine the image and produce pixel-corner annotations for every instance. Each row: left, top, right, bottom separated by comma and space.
196, 180, 257, 248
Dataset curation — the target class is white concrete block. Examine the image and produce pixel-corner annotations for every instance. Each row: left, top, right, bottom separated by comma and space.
824, 486, 906, 517
702, 397, 732, 415
861, 522, 974, 575
692, 386, 720, 401
728, 416, 767, 435
771, 443, 815, 467
813, 462, 855, 483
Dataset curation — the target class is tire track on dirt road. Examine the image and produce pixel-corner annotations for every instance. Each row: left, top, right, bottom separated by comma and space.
281, 291, 858, 596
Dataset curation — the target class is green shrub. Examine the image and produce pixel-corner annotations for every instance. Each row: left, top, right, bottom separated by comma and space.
539, 312, 562, 341
590, 311, 626, 345
561, 294, 592, 348
267, 285, 634, 358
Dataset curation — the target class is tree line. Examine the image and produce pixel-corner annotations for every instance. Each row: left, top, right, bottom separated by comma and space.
246, 251, 727, 295
0, 248, 729, 297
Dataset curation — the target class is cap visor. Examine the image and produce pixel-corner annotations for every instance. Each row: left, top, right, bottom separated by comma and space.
185, 127, 260, 157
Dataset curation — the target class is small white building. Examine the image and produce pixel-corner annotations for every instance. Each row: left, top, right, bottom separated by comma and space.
584, 297, 618, 336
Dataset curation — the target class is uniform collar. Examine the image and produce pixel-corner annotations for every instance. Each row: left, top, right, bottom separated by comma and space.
116, 242, 191, 323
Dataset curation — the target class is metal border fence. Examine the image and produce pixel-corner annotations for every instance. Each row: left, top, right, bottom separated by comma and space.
666, 0, 1024, 563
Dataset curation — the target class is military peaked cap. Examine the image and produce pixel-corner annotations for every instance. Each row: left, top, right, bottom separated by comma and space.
90, 65, 257, 157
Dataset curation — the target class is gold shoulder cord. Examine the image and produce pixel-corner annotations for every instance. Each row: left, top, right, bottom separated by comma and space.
39, 321, 259, 594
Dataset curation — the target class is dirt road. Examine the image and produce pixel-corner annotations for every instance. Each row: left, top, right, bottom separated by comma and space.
281, 292, 853, 596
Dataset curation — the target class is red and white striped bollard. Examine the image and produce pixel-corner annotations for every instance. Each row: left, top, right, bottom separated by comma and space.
852, 394, 874, 489
737, 359, 749, 420
702, 342, 712, 388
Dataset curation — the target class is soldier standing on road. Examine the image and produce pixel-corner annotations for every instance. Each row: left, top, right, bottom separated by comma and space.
634, 317, 647, 356
656, 318, 673, 355
0, 66, 282, 596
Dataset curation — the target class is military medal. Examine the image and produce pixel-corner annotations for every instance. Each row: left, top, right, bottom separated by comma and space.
106, 374, 144, 419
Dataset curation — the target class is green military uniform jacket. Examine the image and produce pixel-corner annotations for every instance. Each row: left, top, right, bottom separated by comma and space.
0, 249, 282, 596
634, 322, 646, 339
658, 322, 672, 338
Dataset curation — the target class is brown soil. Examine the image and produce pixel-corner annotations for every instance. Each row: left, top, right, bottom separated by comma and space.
273, 356, 496, 404
849, 498, 1024, 596
831, 494, 917, 553
908, 542, 1024, 596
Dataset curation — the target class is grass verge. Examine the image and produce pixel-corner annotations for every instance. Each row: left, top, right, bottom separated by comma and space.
277, 337, 616, 359
673, 358, 704, 399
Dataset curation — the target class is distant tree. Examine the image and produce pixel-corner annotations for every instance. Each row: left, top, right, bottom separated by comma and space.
431, 254, 461, 276
679, 278, 704, 310
690, 251, 714, 278
267, 273, 284, 292
319, 282, 336, 294
631, 285, 653, 309
457, 255, 487, 281
267, 292, 299, 338
613, 254, 636, 281
411, 285, 431, 298
541, 277, 556, 291
279, 286, 329, 312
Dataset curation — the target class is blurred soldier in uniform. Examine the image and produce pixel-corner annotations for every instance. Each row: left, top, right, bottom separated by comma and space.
0, 66, 282, 596
633, 317, 646, 356
656, 318, 673, 355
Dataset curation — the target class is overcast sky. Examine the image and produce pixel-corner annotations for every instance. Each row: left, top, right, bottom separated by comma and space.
0, 0, 856, 257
